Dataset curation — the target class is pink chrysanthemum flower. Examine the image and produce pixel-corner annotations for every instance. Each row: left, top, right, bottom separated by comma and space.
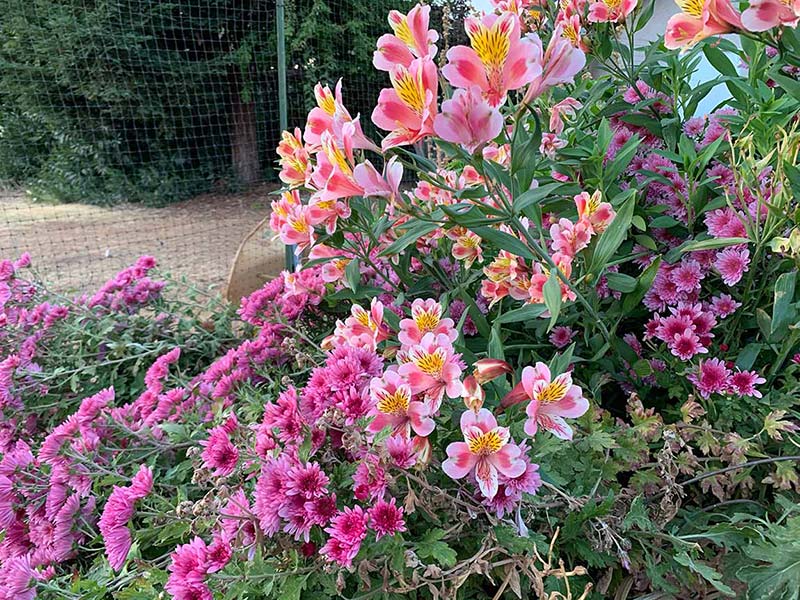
166, 536, 214, 600
384, 434, 417, 469
262, 387, 305, 444
683, 116, 706, 137
715, 247, 750, 286
670, 260, 705, 293
687, 358, 731, 399
0, 554, 40, 600
98, 465, 153, 571
199, 425, 239, 477
709, 294, 741, 318
321, 505, 369, 567
548, 326, 575, 349
669, 328, 708, 361
367, 497, 407, 540
305, 493, 338, 527
286, 462, 330, 500
729, 369, 766, 398
352, 454, 387, 502
442, 408, 526, 499
520, 362, 589, 440
705, 208, 746, 238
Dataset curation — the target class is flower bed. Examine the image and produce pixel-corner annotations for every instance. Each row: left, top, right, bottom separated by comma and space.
3, 0, 800, 598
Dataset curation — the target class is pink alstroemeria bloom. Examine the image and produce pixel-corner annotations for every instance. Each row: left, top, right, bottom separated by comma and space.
398, 298, 457, 348
433, 86, 504, 153
524, 26, 586, 101
741, 0, 800, 31
309, 128, 364, 213
270, 189, 300, 236
549, 98, 582, 135
397, 332, 464, 407
442, 12, 543, 108
575, 190, 615, 234
372, 57, 438, 150
279, 204, 317, 252
442, 408, 526, 499
327, 298, 391, 351
309, 244, 350, 283
588, 0, 639, 23
451, 228, 484, 268
664, 0, 742, 50
367, 369, 435, 437
353, 157, 403, 202
276, 128, 310, 188
374, 4, 439, 71
550, 218, 592, 257
521, 362, 589, 440
304, 80, 378, 152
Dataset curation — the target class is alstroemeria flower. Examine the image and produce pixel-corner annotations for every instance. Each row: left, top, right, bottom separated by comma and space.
372, 57, 438, 150
309, 128, 364, 212
574, 190, 615, 234
442, 12, 543, 108
450, 227, 484, 268
327, 298, 391, 351
664, 0, 742, 50
558, 12, 590, 52
398, 299, 457, 348
549, 98, 582, 135
521, 362, 589, 440
309, 245, 351, 283
278, 204, 317, 252
524, 25, 586, 101
442, 408, 526, 499
550, 218, 592, 257
588, 0, 639, 23
353, 157, 403, 203
397, 332, 464, 407
270, 189, 301, 236
367, 369, 435, 437
741, 0, 800, 31
276, 128, 310, 188
433, 87, 504, 154
374, 4, 438, 71
304, 81, 378, 151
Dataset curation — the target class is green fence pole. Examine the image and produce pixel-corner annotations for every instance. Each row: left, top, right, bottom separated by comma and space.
277, 0, 295, 271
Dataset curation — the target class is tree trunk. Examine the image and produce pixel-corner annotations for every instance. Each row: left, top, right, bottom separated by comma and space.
231, 71, 260, 186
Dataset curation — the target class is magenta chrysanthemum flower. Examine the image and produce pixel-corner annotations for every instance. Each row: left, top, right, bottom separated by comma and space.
352, 454, 387, 502
199, 425, 239, 477
384, 434, 417, 469
305, 493, 338, 527
166, 536, 214, 600
669, 328, 707, 361
687, 358, 731, 399
262, 387, 305, 444
98, 465, 153, 571
0, 554, 39, 600
286, 462, 330, 500
709, 294, 741, 318
715, 247, 750, 286
729, 369, 766, 398
321, 505, 369, 567
670, 260, 705, 293
683, 116, 706, 137
367, 498, 406, 540
548, 326, 575, 349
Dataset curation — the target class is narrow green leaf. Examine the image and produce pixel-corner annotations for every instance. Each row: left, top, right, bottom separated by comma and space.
543, 270, 562, 332
622, 256, 662, 313
589, 190, 636, 277
472, 226, 535, 260
379, 221, 439, 256
606, 272, 637, 293
495, 303, 547, 324
772, 272, 797, 335
664, 237, 749, 263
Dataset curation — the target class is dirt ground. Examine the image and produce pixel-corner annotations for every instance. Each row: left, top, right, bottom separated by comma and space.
0, 185, 286, 295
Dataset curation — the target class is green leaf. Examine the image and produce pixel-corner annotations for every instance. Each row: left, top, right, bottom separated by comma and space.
278, 574, 309, 600
606, 272, 637, 293
605, 135, 641, 185
345, 258, 361, 292
416, 529, 458, 568
675, 552, 735, 597
495, 303, 547, 324
772, 272, 797, 336
472, 226, 535, 260
488, 322, 505, 361
703, 44, 738, 77
513, 182, 563, 214
665, 237, 750, 263
738, 518, 800, 600
622, 256, 662, 313
379, 221, 439, 256
543, 270, 562, 332
588, 190, 636, 277
736, 343, 762, 371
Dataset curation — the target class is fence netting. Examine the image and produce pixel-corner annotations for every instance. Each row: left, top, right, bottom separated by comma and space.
0, 0, 470, 292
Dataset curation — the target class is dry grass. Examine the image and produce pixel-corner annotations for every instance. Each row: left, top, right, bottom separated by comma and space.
0, 185, 285, 294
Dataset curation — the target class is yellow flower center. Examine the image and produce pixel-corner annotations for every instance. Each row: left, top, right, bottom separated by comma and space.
603, 0, 623, 9
289, 217, 308, 233
467, 20, 511, 74
467, 430, 504, 455
391, 67, 426, 115
391, 16, 416, 50
317, 87, 336, 116
414, 310, 440, 334
562, 23, 579, 46
413, 349, 445, 376
354, 308, 376, 331
377, 389, 411, 415
459, 234, 480, 249
536, 380, 568, 404
322, 138, 353, 176
676, 0, 704, 18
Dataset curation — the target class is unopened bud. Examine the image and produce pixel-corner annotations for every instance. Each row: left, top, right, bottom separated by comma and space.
472, 358, 513, 384
462, 375, 485, 412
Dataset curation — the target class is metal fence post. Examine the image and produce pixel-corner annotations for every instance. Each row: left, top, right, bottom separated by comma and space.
276, 0, 295, 272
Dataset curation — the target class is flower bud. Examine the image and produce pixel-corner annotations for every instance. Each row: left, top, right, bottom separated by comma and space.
500, 381, 528, 409
412, 436, 432, 468
462, 375, 485, 412
472, 358, 512, 384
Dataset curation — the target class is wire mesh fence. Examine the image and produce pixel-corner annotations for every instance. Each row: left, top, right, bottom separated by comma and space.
1, 0, 471, 292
